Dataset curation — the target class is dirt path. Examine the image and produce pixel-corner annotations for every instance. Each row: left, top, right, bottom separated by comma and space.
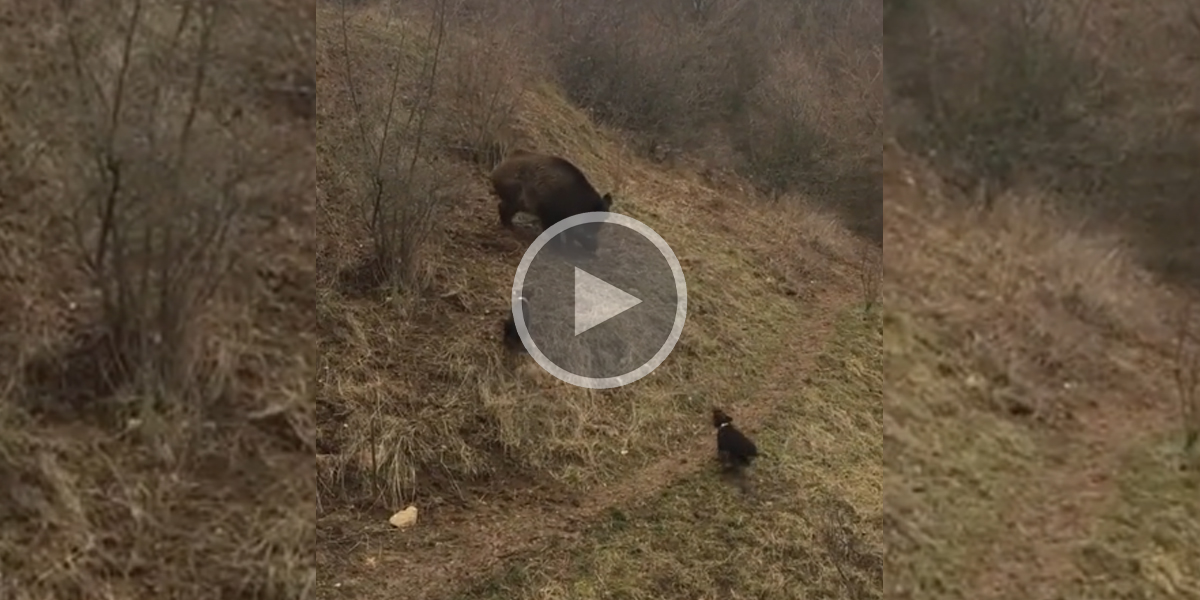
317, 281, 859, 600
973, 347, 1177, 599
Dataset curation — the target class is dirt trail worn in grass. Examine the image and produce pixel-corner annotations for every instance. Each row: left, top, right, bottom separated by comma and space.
450, 308, 883, 600
319, 279, 859, 600
972, 352, 1177, 599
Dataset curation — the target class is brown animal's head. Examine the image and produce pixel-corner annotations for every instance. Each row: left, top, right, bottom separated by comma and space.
712, 408, 733, 428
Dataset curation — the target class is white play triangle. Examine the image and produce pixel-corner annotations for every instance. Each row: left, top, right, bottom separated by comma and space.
574, 267, 642, 336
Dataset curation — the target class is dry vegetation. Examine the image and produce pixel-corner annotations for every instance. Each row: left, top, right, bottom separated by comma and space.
887, 0, 1200, 285
886, 0, 1200, 597
0, 1, 314, 598
315, 0, 880, 598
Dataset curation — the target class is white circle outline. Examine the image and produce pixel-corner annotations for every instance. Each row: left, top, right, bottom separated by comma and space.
511, 212, 688, 389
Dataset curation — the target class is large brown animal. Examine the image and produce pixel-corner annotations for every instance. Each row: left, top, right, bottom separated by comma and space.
489, 149, 614, 254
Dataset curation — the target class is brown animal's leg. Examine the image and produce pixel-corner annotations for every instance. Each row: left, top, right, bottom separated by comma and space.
498, 201, 518, 228
493, 180, 522, 228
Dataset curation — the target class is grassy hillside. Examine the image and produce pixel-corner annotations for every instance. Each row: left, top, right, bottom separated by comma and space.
0, 1, 313, 599
886, 1, 1200, 594
883, 143, 1199, 600
316, 2, 880, 599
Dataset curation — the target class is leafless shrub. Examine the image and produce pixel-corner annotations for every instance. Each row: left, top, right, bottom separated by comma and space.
732, 79, 832, 195
526, 0, 880, 237
891, 0, 1200, 283
543, 0, 767, 142
892, 0, 1108, 196
734, 9, 881, 203
1171, 300, 1199, 455
336, 0, 451, 293
54, 0, 268, 408
2, 1, 314, 597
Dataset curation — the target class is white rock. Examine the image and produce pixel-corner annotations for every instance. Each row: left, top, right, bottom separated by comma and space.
389, 505, 418, 529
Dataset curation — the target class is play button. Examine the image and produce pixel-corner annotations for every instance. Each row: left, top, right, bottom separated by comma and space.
574, 267, 642, 335
511, 212, 687, 389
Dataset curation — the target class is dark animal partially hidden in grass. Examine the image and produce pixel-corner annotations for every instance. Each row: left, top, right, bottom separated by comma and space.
489, 148, 614, 254
503, 291, 532, 355
712, 408, 759, 471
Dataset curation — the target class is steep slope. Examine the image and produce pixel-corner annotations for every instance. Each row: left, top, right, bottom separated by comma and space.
884, 141, 1199, 599
316, 4, 880, 599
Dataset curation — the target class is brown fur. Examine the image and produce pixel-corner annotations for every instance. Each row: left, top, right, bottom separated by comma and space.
489, 149, 614, 253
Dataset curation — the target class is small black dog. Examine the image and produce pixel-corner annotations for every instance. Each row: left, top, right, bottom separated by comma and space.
502, 291, 533, 354
712, 408, 759, 470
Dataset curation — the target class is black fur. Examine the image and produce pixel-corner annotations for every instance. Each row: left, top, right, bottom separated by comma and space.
502, 293, 532, 354
712, 408, 758, 469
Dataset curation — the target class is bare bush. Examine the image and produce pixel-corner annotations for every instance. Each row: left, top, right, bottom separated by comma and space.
734, 6, 881, 201
52, 1, 275, 408
732, 78, 833, 195
332, 0, 526, 294
891, 0, 1109, 195
889, 0, 1200, 284
541, 0, 767, 142
535, 0, 880, 204
335, 0, 452, 292
2, 0, 314, 597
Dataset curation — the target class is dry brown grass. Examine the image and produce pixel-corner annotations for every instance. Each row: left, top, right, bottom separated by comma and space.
0, 1, 314, 598
316, 2, 877, 598
884, 144, 1199, 599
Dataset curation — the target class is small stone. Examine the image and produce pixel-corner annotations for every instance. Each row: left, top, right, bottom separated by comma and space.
389, 505, 418, 529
